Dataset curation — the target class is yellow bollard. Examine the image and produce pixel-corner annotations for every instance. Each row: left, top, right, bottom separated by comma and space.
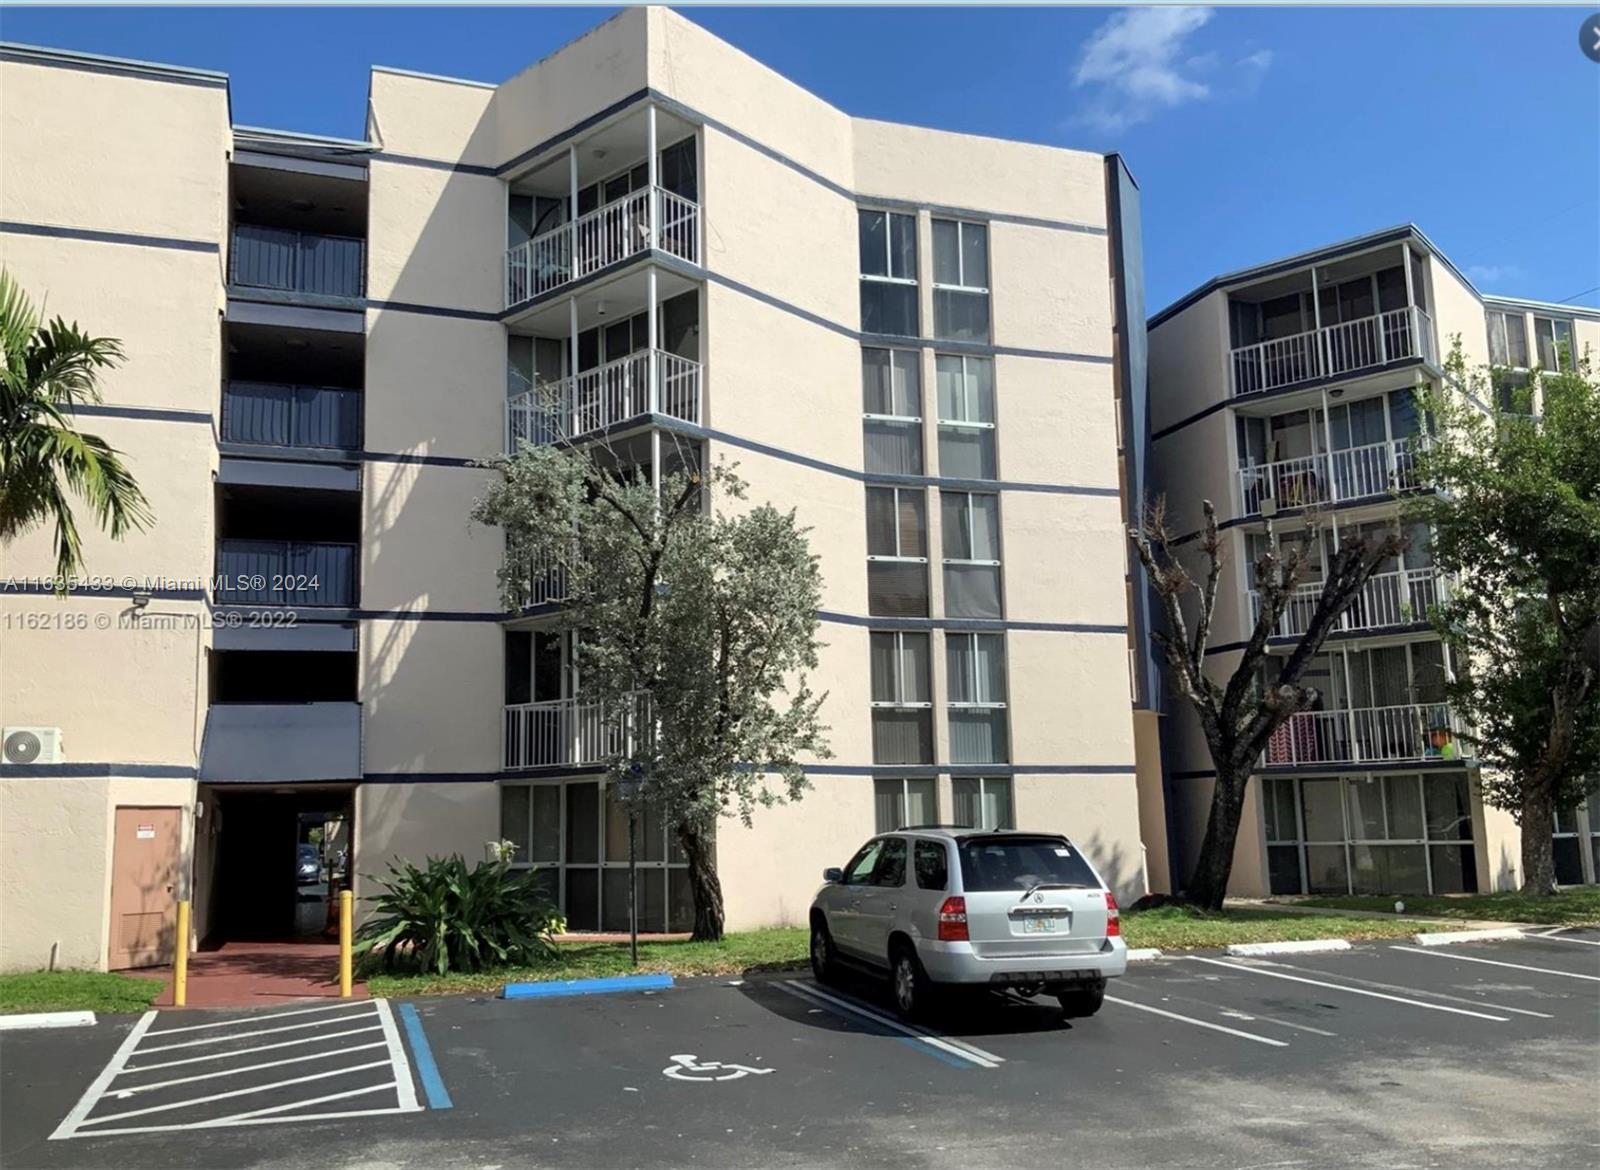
173, 899, 190, 1007
339, 889, 353, 998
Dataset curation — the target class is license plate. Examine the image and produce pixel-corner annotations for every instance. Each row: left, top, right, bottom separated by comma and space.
1021, 917, 1060, 934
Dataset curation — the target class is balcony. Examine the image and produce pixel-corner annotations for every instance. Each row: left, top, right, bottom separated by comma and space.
1261, 703, 1469, 768
1238, 437, 1420, 516
502, 694, 651, 770
231, 225, 365, 299
216, 539, 358, 607
222, 381, 363, 450
1231, 306, 1436, 398
1249, 567, 1447, 640
507, 350, 702, 450
504, 187, 699, 308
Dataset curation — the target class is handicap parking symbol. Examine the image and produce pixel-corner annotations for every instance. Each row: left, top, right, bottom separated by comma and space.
661, 1053, 775, 1082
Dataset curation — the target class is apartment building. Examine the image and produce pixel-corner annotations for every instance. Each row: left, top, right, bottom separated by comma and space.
1148, 225, 1600, 899
0, 8, 1158, 972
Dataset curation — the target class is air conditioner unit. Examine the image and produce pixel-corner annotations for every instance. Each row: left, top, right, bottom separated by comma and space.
3, 727, 65, 765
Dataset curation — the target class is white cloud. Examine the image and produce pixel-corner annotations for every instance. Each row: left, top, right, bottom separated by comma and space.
1072, 7, 1216, 133
1466, 264, 1526, 286
1071, 8, 1273, 133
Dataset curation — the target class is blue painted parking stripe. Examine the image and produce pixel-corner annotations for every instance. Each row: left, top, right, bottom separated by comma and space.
396, 1003, 453, 1110
501, 973, 675, 999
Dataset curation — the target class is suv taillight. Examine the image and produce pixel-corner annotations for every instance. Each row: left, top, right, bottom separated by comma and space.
1104, 890, 1121, 938
937, 896, 968, 942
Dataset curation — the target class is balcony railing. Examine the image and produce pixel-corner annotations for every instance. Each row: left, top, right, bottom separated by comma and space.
1231, 306, 1436, 397
222, 381, 363, 450
231, 226, 365, 298
507, 350, 702, 450
525, 547, 570, 608
502, 694, 651, 769
1261, 702, 1468, 768
1238, 436, 1421, 516
504, 186, 700, 307
1249, 567, 1446, 639
215, 540, 357, 606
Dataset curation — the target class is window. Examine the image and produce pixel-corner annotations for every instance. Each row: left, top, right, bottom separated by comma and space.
932, 219, 990, 342
872, 836, 908, 886
866, 486, 929, 617
1262, 773, 1478, 896
914, 839, 950, 890
874, 778, 937, 832
936, 355, 997, 479
862, 348, 923, 474
842, 838, 884, 884
859, 209, 918, 337
1486, 309, 1529, 368
499, 780, 692, 932
953, 777, 1014, 830
947, 632, 1009, 764
941, 491, 1002, 618
871, 631, 933, 764
1533, 316, 1576, 373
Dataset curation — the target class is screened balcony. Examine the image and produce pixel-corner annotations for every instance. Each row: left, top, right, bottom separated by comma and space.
502, 694, 651, 770
1249, 566, 1447, 640
1227, 244, 1437, 397
1260, 703, 1469, 768
1238, 436, 1420, 515
230, 160, 367, 300
223, 382, 362, 450
503, 104, 699, 310
214, 482, 360, 608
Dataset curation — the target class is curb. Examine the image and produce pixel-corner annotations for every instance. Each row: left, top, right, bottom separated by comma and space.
1125, 948, 1163, 962
1225, 939, 1352, 957
502, 973, 675, 1000
1410, 927, 1525, 947
0, 1010, 97, 1031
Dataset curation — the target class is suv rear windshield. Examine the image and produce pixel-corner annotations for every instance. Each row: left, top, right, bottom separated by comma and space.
956, 835, 1100, 892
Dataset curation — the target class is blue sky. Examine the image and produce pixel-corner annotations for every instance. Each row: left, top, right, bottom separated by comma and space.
6, 5, 1597, 312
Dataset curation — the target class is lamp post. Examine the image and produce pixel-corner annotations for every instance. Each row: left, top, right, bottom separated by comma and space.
616, 762, 643, 967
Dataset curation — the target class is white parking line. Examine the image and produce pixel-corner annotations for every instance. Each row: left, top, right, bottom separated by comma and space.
1217, 1008, 1337, 1037
76, 1084, 400, 1137
1389, 945, 1600, 982
142, 1000, 376, 1036
49, 1012, 157, 1140
375, 999, 420, 1113
108, 1042, 391, 1097
1183, 956, 1511, 1021
776, 980, 1003, 1069
78, 1060, 395, 1128
1266, 961, 1555, 1020
135, 1008, 383, 1055
1104, 994, 1288, 1047
1531, 932, 1600, 948
122, 1024, 387, 1074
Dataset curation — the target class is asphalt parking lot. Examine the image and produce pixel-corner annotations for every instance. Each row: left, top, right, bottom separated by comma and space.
2, 930, 1596, 1169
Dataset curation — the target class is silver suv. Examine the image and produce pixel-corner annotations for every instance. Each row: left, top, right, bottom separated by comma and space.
808, 828, 1127, 1020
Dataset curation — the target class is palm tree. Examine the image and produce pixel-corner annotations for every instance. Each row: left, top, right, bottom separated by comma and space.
0, 269, 153, 588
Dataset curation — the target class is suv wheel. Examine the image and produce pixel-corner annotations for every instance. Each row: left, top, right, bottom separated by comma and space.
890, 945, 932, 1021
1057, 980, 1106, 1019
810, 920, 838, 983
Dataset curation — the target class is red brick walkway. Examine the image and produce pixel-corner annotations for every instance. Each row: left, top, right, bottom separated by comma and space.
149, 941, 368, 1009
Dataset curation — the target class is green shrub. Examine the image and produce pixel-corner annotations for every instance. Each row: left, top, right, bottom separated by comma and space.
357, 854, 560, 976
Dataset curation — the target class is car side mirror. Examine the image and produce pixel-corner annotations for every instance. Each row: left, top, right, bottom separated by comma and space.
823, 867, 844, 883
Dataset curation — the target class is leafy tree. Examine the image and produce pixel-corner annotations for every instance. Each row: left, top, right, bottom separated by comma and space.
0, 269, 153, 586
1132, 500, 1405, 910
471, 438, 830, 940
1413, 344, 1600, 894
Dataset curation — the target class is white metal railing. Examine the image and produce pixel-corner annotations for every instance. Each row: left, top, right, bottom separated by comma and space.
1231, 306, 1436, 396
502, 694, 651, 769
1237, 436, 1420, 515
507, 350, 702, 451
1261, 702, 1468, 768
504, 186, 700, 308
524, 547, 570, 608
1249, 567, 1446, 639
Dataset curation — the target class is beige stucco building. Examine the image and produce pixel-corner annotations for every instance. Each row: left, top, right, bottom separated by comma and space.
0, 9, 1161, 972
1147, 225, 1600, 900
